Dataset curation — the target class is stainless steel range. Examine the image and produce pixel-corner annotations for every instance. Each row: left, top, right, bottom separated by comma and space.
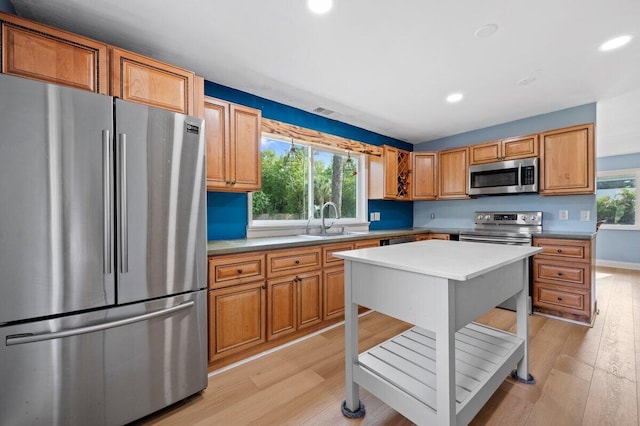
459, 211, 542, 311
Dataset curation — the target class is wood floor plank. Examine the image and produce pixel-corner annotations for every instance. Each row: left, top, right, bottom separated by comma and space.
582, 368, 639, 426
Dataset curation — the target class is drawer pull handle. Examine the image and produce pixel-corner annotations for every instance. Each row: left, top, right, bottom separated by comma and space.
295, 260, 300, 265
557, 272, 563, 276
237, 268, 243, 274
557, 296, 563, 301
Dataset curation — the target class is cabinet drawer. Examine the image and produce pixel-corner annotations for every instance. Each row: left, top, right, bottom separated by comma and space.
533, 283, 590, 316
533, 238, 591, 262
267, 247, 322, 277
322, 242, 354, 267
533, 259, 588, 289
208, 253, 266, 289
354, 239, 381, 249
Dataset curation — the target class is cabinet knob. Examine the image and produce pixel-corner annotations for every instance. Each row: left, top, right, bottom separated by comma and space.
295, 259, 300, 265
556, 249, 562, 253
261, 284, 266, 289
557, 296, 563, 301
557, 272, 563, 276
237, 268, 243, 274
294, 276, 300, 282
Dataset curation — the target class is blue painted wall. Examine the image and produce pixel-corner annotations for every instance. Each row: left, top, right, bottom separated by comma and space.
0, 0, 14, 13
596, 153, 640, 264
204, 81, 414, 240
413, 103, 598, 233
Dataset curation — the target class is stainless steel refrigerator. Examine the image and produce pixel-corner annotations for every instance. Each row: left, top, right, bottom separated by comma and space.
0, 73, 208, 425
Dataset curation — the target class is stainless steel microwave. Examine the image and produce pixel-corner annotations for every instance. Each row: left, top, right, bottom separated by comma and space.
468, 157, 538, 195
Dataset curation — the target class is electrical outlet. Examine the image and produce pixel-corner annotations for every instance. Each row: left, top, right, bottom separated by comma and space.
559, 210, 569, 220
580, 210, 590, 221
370, 212, 375, 222
374, 212, 381, 221
430, 212, 436, 220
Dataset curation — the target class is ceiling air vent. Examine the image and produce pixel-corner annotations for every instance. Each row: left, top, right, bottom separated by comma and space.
312, 106, 335, 116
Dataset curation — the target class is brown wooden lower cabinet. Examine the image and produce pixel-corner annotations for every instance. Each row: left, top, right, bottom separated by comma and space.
532, 236, 596, 325
208, 282, 266, 362
323, 266, 345, 320
267, 270, 322, 341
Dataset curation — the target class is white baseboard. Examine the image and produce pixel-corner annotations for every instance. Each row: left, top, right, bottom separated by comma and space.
596, 259, 640, 271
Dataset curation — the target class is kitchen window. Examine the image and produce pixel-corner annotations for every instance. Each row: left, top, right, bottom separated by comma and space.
248, 134, 367, 235
596, 168, 639, 230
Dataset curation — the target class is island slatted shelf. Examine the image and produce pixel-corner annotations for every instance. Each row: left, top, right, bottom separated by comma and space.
335, 240, 542, 426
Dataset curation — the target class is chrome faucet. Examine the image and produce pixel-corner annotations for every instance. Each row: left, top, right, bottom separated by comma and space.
320, 201, 339, 234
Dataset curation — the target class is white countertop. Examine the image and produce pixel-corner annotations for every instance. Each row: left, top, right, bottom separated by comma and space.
334, 240, 542, 281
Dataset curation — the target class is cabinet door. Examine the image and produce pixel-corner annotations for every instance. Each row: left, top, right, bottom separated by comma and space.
367, 154, 385, 199
297, 271, 323, 330
208, 282, 266, 362
540, 123, 594, 195
438, 147, 469, 199
110, 47, 194, 114
1, 12, 107, 94
267, 277, 297, 340
412, 152, 437, 200
323, 267, 344, 320
229, 104, 261, 191
469, 141, 500, 164
383, 145, 399, 198
203, 97, 230, 189
502, 134, 538, 160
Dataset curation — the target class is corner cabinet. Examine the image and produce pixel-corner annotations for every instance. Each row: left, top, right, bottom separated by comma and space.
110, 47, 195, 115
412, 152, 438, 200
469, 134, 538, 165
0, 12, 108, 94
540, 123, 595, 195
438, 146, 469, 199
368, 145, 412, 200
204, 96, 262, 192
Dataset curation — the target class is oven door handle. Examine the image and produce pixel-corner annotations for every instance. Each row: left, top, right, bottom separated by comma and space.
459, 235, 531, 245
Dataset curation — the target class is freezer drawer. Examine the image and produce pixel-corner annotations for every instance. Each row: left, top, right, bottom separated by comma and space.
0, 290, 207, 426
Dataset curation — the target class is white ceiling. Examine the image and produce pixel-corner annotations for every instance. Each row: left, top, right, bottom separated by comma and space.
10, 0, 640, 144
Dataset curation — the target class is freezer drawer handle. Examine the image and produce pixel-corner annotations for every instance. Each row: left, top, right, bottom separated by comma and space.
5, 301, 195, 346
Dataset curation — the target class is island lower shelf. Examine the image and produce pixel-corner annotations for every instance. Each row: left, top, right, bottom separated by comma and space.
354, 322, 524, 425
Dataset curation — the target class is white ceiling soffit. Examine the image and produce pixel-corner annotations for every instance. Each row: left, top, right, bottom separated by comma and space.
10, 0, 640, 144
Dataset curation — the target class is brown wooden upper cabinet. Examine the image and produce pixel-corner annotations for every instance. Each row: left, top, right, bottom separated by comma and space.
412, 152, 438, 201
204, 96, 262, 192
0, 12, 108, 94
539, 123, 595, 195
368, 145, 412, 200
110, 47, 194, 115
438, 146, 469, 199
469, 134, 539, 165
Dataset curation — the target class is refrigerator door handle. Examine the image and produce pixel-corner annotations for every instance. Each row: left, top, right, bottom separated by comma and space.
103, 129, 112, 274
5, 300, 195, 346
119, 133, 128, 273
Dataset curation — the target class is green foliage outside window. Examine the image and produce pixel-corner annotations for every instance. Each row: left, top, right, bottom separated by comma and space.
253, 140, 357, 221
596, 188, 636, 225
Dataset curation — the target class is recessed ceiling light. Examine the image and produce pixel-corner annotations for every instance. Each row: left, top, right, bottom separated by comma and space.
599, 34, 633, 51
307, 0, 333, 14
474, 24, 498, 39
446, 93, 463, 103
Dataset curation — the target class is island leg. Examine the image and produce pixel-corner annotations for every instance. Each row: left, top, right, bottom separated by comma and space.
436, 280, 456, 425
513, 258, 535, 384
342, 260, 365, 418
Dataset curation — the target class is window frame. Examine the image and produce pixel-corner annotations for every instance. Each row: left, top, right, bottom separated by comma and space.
596, 168, 640, 231
247, 134, 369, 236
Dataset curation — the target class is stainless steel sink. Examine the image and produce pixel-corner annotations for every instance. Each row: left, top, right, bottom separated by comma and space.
296, 231, 368, 239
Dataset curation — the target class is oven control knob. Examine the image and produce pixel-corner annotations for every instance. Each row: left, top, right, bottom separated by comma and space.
529, 215, 538, 221
520, 214, 527, 221
477, 214, 484, 221
484, 214, 491, 220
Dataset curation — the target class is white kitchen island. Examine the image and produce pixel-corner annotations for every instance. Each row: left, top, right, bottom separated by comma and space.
335, 240, 542, 426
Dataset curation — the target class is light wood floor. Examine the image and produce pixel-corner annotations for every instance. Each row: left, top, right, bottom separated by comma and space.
138, 267, 640, 425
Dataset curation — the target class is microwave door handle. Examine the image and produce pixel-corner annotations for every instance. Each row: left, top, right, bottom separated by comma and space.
517, 163, 522, 187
